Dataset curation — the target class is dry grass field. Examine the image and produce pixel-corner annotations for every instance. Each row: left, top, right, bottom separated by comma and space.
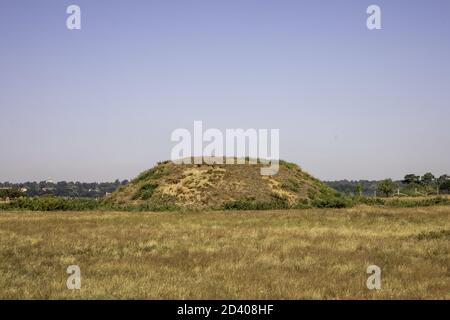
0, 206, 449, 299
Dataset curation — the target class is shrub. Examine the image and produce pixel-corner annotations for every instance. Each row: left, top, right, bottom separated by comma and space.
355, 197, 386, 206
353, 196, 450, 208
387, 197, 450, 208
101, 202, 178, 212
0, 188, 23, 199
132, 183, 159, 200
311, 195, 354, 209
281, 179, 300, 192
294, 199, 312, 209
0, 196, 99, 211
223, 195, 289, 211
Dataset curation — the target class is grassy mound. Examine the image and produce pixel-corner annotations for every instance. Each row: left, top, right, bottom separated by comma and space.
104, 158, 339, 210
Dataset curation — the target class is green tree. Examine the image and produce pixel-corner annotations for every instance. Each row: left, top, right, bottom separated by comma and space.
355, 183, 363, 196
437, 175, 449, 185
440, 180, 450, 193
377, 179, 396, 197
421, 172, 435, 185
402, 174, 420, 185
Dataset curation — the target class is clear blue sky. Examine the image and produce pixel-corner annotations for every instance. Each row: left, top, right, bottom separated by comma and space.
1, 0, 449, 182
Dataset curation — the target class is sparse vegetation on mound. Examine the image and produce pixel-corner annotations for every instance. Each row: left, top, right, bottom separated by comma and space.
104, 159, 339, 210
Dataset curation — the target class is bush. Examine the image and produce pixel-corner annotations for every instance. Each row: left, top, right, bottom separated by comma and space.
355, 197, 386, 206
223, 193, 355, 211
132, 183, 159, 200
387, 197, 450, 208
1, 196, 99, 211
101, 202, 178, 212
223, 195, 290, 211
311, 195, 354, 209
0, 188, 23, 199
352, 196, 450, 208
294, 199, 312, 209
2, 194, 449, 213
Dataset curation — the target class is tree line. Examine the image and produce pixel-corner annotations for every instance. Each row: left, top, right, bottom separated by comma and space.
2, 172, 449, 201
327, 173, 450, 198
0, 180, 128, 199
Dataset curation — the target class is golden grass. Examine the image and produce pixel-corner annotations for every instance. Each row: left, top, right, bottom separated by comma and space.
0, 206, 449, 299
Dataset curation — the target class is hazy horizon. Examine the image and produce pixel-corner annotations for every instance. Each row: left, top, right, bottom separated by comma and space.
1, 0, 449, 183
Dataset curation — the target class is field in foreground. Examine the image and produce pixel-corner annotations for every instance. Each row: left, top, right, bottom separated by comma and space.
0, 206, 449, 299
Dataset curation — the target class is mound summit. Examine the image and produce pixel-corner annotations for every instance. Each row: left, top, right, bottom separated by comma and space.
106, 159, 338, 210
